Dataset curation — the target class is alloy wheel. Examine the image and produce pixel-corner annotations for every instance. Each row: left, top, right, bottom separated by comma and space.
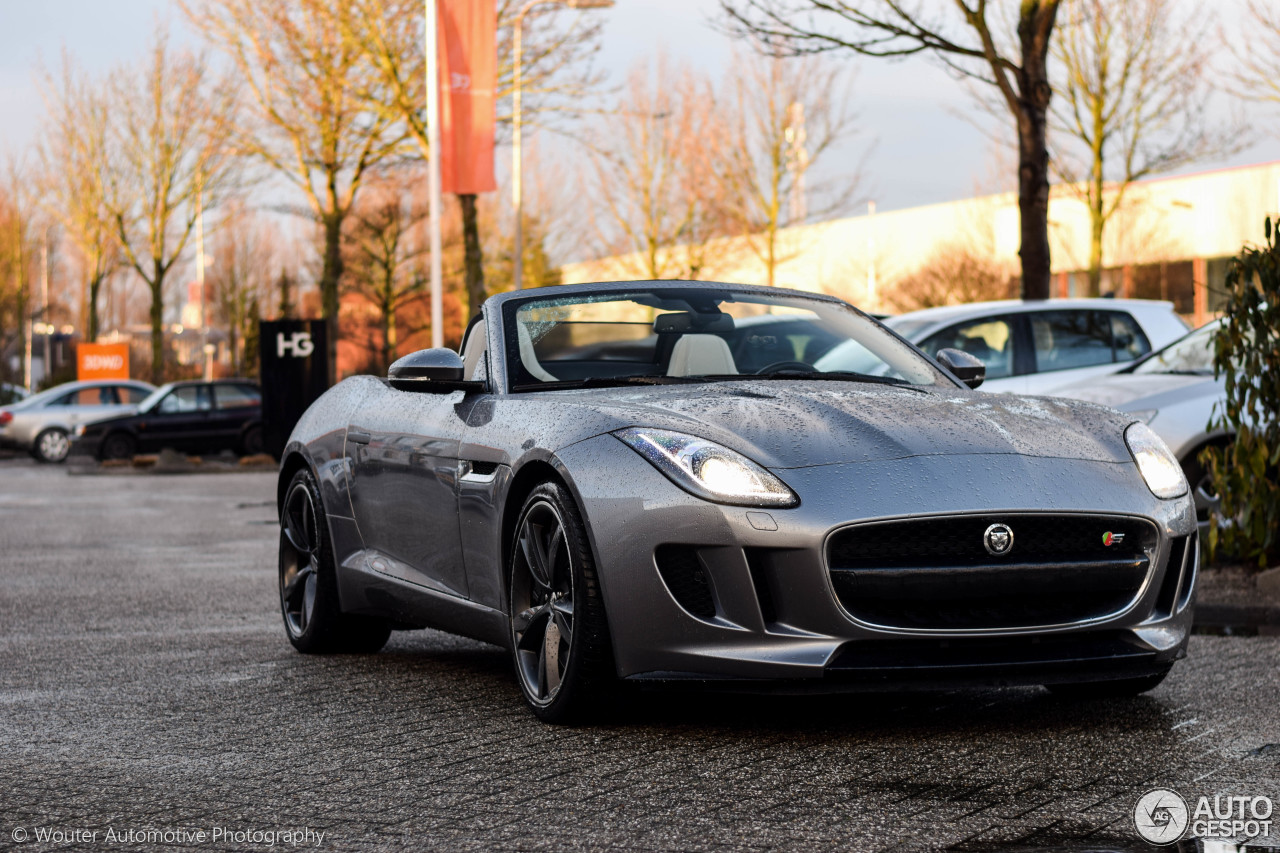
280, 480, 321, 638
37, 429, 70, 463
511, 500, 576, 705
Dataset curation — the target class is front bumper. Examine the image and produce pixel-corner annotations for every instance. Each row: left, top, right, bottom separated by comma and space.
556, 435, 1198, 684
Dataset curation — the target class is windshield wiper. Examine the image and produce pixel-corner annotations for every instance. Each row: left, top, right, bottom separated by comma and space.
713, 370, 926, 390
513, 375, 707, 392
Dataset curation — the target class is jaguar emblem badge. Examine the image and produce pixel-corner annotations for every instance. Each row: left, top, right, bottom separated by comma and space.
983, 523, 1014, 556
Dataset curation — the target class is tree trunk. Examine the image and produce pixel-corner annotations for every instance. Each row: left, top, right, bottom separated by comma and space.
319, 213, 344, 382
149, 263, 165, 384
87, 274, 103, 342
1016, 6, 1057, 301
1088, 192, 1105, 296
384, 302, 397, 373
459, 194, 486, 317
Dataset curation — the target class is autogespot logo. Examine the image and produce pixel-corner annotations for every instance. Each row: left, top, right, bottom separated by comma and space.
1134, 789, 1276, 844
1134, 789, 1189, 844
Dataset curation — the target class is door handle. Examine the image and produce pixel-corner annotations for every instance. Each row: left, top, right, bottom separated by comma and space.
347, 431, 371, 445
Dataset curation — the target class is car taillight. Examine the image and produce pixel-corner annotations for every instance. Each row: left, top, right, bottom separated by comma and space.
0, 411, 11, 426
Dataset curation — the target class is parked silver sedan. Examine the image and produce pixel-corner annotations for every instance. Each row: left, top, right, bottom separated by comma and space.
1056, 320, 1225, 532
0, 379, 155, 462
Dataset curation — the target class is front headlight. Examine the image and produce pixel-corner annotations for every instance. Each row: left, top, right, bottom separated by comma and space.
1125, 422, 1187, 499
74, 424, 87, 437
614, 427, 798, 508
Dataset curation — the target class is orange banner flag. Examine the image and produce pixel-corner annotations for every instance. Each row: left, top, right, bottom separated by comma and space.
438, 0, 497, 195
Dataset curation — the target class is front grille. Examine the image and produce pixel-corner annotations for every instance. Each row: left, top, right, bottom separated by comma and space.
827, 514, 1157, 630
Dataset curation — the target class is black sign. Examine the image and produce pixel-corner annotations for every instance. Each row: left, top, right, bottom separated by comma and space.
258, 319, 329, 459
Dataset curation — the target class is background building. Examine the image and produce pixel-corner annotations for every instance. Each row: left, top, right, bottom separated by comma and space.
561, 160, 1280, 326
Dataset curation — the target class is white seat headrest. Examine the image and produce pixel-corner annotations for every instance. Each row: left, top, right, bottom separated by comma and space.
667, 334, 738, 377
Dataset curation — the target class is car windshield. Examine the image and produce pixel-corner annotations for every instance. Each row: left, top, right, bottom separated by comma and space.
136, 384, 176, 413
883, 316, 935, 341
502, 286, 945, 392
1131, 321, 1218, 375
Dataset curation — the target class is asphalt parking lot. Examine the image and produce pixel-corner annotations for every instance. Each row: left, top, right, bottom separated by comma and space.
1, 458, 1278, 852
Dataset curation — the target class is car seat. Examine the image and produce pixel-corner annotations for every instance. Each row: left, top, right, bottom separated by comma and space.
667, 334, 738, 377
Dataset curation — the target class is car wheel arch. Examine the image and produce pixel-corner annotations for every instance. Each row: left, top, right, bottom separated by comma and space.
278, 452, 313, 518
499, 458, 609, 619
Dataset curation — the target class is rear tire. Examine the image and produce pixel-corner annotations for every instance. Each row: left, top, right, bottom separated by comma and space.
508, 481, 614, 724
101, 432, 136, 461
32, 428, 71, 463
240, 425, 265, 456
279, 468, 391, 654
1047, 667, 1171, 699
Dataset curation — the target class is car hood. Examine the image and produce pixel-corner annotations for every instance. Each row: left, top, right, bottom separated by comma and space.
543, 381, 1135, 469
1054, 372, 1223, 411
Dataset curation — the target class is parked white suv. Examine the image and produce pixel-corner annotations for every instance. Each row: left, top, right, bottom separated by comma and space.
882, 299, 1190, 395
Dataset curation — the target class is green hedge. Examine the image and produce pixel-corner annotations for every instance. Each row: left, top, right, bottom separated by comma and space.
1203, 218, 1280, 569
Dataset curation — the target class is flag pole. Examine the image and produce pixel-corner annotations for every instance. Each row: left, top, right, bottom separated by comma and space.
425, 0, 444, 349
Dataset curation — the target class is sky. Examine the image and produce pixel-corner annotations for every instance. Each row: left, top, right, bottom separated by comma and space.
1, 0, 1276, 218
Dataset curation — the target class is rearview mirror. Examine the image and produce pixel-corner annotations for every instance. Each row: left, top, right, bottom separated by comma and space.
935, 348, 986, 389
388, 349, 484, 393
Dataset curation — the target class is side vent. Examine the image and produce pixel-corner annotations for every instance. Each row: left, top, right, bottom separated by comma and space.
1176, 532, 1198, 612
744, 548, 778, 625
1154, 535, 1190, 619
654, 545, 716, 619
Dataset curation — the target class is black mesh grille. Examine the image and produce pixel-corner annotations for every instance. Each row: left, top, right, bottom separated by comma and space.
828, 514, 1152, 568
654, 545, 716, 619
827, 514, 1157, 630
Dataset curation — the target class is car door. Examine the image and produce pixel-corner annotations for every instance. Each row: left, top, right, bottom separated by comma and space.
346, 380, 469, 598
140, 385, 213, 451
1025, 310, 1138, 395
917, 314, 1031, 393
212, 384, 261, 449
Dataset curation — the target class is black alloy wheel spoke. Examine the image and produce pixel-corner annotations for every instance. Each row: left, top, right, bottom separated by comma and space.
512, 501, 575, 704
283, 487, 315, 557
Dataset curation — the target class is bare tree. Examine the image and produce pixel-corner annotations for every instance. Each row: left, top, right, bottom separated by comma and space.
343, 176, 429, 373
716, 51, 859, 287
36, 57, 118, 343
100, 29, 239, 383
208, 200, 273, 376
342, 0, 605, 320
0, 168, 34, 391
184, 0, 407, 381
721, 0, 1061, 300
1229, 0, 1280, 107
588, 58, 724, 280
888, 245, 1016, 312
1052, 0, 1233, 296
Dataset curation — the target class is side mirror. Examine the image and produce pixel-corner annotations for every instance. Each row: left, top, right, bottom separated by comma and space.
936, 347, 986, 389
388, 349, 483, 393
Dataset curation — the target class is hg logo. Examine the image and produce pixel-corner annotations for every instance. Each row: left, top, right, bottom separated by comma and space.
277, 332, 314, 359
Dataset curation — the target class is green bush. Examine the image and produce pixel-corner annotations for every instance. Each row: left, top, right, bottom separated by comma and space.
1203, 217, 1280, 569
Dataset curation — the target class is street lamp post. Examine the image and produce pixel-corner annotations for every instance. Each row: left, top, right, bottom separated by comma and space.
512, 0, 613, 291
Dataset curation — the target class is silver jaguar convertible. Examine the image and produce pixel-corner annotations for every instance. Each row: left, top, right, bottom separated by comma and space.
277, 281, 1197, 722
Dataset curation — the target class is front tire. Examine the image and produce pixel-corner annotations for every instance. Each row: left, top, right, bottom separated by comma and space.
100, 432, 136, 461
279, 468, 390, 654
508, 481, 614, 724
32, 428, 70, 463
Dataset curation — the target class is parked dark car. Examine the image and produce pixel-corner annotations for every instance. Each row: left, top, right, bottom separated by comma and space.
73, 379, 264, 460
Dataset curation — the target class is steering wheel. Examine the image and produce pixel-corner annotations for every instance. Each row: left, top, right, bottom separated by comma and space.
756, 360, 813, 375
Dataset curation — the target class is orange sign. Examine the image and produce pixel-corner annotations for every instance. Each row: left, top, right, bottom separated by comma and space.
438, 0, 497, 195
77, 343, 130, 381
